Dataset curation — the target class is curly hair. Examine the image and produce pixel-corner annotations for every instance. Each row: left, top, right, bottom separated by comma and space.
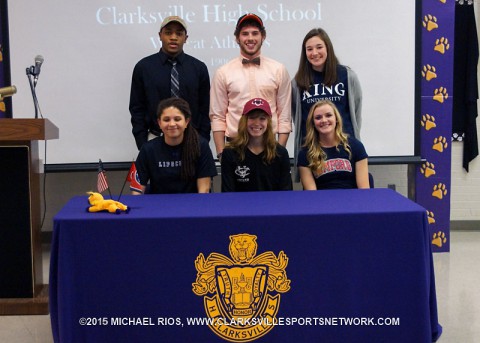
294, 28, 339, 90
303, 100, 351, 174
157, 97, 200, 180
226, 111, 278, 164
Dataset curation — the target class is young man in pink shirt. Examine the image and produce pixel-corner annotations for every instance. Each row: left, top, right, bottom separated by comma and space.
210, 13, 292, 160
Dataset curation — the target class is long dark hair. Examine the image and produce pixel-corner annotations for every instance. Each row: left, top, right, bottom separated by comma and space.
157, 97, 200, 180
294, 28, 339, 90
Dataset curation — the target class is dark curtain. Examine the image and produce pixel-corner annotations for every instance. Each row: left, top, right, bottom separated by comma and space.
452, 0, 479, 171
0, 0, 13, 118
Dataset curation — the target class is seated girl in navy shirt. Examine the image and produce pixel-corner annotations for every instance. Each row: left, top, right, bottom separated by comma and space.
297, 100, 369, 190
133, 97, 217, 194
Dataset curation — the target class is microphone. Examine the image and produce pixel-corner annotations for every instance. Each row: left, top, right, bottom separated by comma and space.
33, 55, 44, 84
0, 85, 17, 100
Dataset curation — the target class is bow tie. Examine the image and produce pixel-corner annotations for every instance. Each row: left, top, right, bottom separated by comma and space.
242, 57, 260, 65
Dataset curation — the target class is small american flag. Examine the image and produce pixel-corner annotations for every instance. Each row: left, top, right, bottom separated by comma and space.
97, 159, 109, 193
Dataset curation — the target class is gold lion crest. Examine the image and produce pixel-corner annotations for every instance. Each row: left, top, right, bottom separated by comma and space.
192, 234, 291, 342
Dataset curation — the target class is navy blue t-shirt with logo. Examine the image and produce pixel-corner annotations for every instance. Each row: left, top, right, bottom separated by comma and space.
300, 65, 353, 139
135, 136, 217, 194
297, 137, 367, 189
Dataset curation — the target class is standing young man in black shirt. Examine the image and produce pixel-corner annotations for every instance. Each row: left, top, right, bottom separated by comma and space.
129, 16, 211, 150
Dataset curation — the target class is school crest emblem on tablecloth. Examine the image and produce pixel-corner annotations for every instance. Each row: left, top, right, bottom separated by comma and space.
192, 234, 291, 342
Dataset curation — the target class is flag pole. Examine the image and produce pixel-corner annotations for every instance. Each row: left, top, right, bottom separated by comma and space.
117, 176, 130, 201
118, 160, 135, 202
106, 185, 113, 199
117, 180, 127, 202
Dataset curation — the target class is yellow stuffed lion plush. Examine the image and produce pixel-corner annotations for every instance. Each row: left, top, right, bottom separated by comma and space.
87, 192, 129, 214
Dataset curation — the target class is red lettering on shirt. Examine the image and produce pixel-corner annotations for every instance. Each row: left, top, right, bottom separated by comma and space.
321, 158, 352, 175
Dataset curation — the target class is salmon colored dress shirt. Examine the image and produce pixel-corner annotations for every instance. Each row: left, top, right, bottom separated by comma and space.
210, 55, 292, 138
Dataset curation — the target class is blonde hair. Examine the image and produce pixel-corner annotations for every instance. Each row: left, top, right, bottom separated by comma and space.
227, 112, 278, 163
303, 100, 351, 173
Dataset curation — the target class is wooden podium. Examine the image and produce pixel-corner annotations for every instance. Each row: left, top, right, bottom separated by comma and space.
0, 118, 59, 314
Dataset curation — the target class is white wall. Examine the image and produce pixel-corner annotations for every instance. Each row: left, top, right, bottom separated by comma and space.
451, 140, 480, 220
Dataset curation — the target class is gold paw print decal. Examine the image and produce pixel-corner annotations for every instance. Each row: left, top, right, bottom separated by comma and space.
432, 183, 448, 200
433, 87, 448, 103
427, 210, 435, 224
438, 0, 446, 3
0, 101, 5, 112
423, 15, 439, 32
421, 114, 436, 131
432, 231, 447, 248
420, 162, 436, 178
434, 37, 450, 54
422, 64, 437, 81
432, 136, 448, 152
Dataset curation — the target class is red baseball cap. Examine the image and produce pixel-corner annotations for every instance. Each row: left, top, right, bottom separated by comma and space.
242, 98, 272, 117
236, 13, 264, 30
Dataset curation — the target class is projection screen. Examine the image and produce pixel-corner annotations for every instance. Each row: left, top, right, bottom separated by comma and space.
8, 1, 416, 164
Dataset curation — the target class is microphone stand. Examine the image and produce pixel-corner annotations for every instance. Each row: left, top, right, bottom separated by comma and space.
26, 66, 40, 119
